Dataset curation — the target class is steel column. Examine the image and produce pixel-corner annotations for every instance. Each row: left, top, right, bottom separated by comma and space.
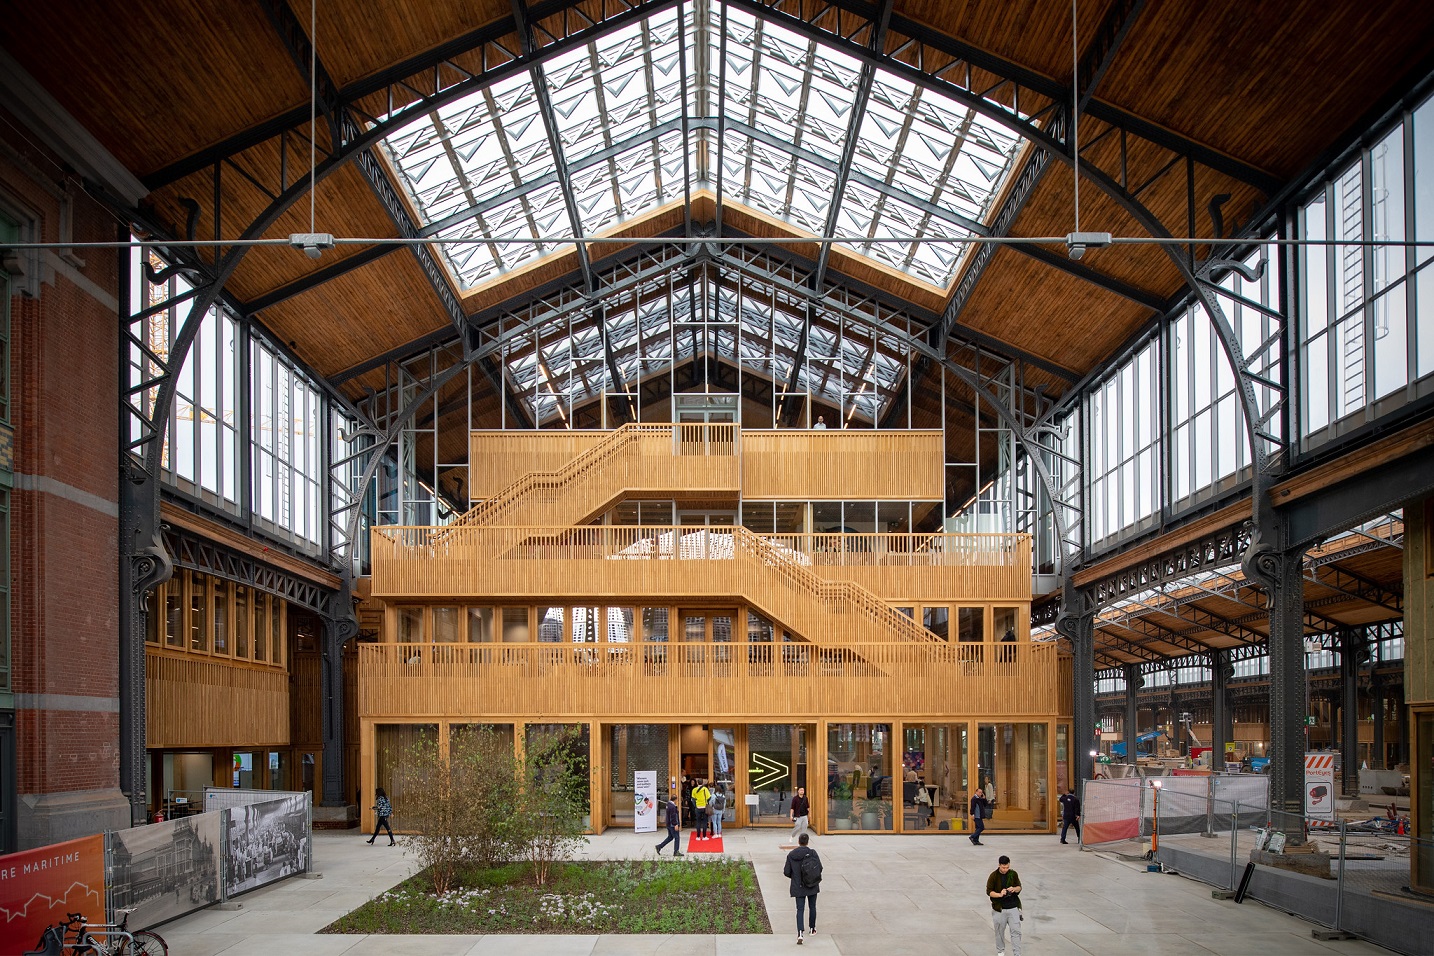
1241, 533, 1308, 838
1210, 649, 1230, 771
319, 577, 359, 807
1057, 580, 1096, 783
1339, 630, 1362, 797
1372, 686, 1385, 769
1124, 663, 1140, 764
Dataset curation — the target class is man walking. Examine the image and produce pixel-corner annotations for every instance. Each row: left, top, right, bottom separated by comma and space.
1058, 786, 1082, 844
654, 794, 684, 857
710, 785, 727, 837
790, 786, 811, 842
986, 854, 1023, 956
783, 832, 821, 944
969, 787, 989, 845
692, 779, 712, 838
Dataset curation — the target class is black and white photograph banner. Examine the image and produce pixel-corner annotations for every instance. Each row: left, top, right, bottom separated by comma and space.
223, 794, 311, 897
109, 812, 223, 927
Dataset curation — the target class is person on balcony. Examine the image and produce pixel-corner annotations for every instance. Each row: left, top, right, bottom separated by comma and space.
813, 415, 827, 429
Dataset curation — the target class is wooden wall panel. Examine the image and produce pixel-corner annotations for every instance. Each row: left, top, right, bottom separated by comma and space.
147, 653, 289, 749
360, 641, 1063, 721
741, 430, 944, 500
469, 431, 607, 500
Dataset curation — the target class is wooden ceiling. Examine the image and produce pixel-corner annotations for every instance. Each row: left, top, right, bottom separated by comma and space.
8, 0, 1433, 417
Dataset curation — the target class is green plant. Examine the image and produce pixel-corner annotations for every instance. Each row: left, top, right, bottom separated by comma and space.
511, 728, 590, 887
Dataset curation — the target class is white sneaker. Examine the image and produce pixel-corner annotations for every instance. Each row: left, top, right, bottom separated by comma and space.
797, 931, 804, 944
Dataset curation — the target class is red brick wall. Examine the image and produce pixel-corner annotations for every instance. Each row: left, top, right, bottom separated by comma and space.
3, 137, 122, 800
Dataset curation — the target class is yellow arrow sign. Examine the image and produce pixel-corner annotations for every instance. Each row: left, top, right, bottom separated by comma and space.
748, 752, 789, 789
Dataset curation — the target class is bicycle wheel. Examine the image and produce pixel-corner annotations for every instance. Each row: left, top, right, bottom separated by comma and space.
130, 931, 168, 956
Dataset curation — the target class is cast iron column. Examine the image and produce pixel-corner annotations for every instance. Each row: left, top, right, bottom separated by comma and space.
1057, 579, 1097, 784
1210, 650, 1230, 770
319, 575, 359, 807
1371, 685, 1385, 769
1242, 526, 1308, 838
1124, 663, 1140, 764
118, 463, 173, 826
1339, 630, 1362, 796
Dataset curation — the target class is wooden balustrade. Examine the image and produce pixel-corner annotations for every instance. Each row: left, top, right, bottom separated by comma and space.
468, 426, 943, 503
146, 652, 289, 748
447, 423, 738, 535
374, 525, 1029, 645
739, 429, 944, 499
359, 641, 1061, 720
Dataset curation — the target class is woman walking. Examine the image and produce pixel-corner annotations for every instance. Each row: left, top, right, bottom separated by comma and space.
368, 787, 395, 845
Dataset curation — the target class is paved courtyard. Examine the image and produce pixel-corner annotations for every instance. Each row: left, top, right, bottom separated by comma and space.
153, 829, 1396, 955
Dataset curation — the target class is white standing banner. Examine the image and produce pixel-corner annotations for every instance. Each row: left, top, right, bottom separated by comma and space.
634, 770, 658, 833
1304, 752, 1336, 821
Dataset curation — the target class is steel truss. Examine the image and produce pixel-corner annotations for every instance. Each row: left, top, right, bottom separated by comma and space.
162, 526, 331, 615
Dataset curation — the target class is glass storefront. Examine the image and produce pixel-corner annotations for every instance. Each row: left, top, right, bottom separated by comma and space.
609, 724, 669, 827
902, 723, 968, 832
749, 723, 807, 826
828, 723, 891, 831
978, 722, 1049, 830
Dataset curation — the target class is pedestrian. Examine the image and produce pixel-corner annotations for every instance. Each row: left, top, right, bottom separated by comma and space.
692, 778, 712, 838
790, 785, 811, 842
367, 787, 395, 845
655, 794, 684, 857
986, 854, 1023, 956
783, 832, 821, 944
710, 784, 727, 837
813, 414, 827, 429
969, 787, 989, 845
1058, 786, 1082, 844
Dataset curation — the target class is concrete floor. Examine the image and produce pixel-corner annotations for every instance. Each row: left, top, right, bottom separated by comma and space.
153, 829, 1396, 955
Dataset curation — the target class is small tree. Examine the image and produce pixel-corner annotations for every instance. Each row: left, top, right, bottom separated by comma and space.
400, 726, 522, 894
512, 728, 590, 887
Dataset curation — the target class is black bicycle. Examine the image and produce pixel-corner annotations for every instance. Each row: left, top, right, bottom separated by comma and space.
25, 910, 167, 956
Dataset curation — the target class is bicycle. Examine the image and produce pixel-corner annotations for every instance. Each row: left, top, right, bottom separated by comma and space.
25, 910, 167, 956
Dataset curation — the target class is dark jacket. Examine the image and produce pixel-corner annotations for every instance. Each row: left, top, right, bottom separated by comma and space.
1059, 792, 1081, 821
791, 794, 810, 817
986, 868, 1022, 912
664, 799, 680, 829
970, 793, 990, 819
783, 846, 821, 897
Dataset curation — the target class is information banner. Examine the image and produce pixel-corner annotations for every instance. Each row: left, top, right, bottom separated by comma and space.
634, 771, 658, 833
1304, 753, 1336, 820
0, 834, 105, 953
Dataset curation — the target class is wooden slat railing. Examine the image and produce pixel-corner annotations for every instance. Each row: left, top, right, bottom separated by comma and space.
359, 640, 1060, 719
146, 652, 289, 748
444, 423, 738, 535
373, 525, 1030, 644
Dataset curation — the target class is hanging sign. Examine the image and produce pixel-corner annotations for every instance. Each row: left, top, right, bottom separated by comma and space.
634, 770, 658, 833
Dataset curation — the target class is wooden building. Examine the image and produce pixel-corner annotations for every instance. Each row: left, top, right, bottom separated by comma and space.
363, 424, 1069, 834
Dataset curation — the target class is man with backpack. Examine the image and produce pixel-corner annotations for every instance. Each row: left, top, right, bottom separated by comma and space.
709, 785, 728, 837
692, 779, 712, 838
783, 832, 821, 944
985, 854, 1023, 956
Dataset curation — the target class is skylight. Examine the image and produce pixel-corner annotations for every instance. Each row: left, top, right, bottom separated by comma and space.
380, 2, 1028, 291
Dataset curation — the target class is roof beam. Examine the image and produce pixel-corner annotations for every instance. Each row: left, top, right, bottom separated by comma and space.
510, 0, 596, 293
246, 244, 401, 314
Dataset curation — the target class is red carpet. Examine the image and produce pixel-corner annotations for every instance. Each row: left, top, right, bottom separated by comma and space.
687, 833, 724, 853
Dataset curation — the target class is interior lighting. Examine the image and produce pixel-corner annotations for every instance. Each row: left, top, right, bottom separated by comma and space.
289, 232, 334, 259
1065, 231, 1112, 260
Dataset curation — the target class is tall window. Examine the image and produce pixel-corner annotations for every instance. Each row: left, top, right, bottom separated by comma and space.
127, 248, 240, 509
252, 338, 324, 548
1086, 338, 1160, 546
1300, 93, 1434, 447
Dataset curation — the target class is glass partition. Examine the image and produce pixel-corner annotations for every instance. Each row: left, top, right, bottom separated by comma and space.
608, 724, 669, 827
375, 724, 438, 828
902, 723, 968, 832
828, 723, 891, 831
977, 722, 1049, 831
748, 723, 806, 826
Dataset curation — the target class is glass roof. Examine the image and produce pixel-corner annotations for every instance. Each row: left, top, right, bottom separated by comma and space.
494, 261, 912, 425
381, 3, 1027, 290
